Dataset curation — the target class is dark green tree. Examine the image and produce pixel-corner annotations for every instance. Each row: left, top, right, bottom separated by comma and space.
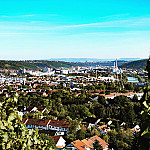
93, 139, 103, 150
138, 58, 150, 149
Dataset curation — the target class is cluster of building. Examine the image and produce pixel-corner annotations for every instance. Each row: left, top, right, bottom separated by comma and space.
22, 118, 70, 134
22, 116, 109, 149
20, 114, 140, 149
0, 62, 146, 149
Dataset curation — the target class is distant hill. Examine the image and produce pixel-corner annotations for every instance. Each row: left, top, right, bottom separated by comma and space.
75, 60, 126, 67
118, 58, 143, 61
0, 60, 77, 70
0, 60, 127, 70
48, 58, 143, 62
120, 59, 147, 70
48, 58, 115, 62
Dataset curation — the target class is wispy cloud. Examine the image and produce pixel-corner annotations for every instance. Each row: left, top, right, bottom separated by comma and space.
82, 31, 150, 36
0, 32, 57, 37
0, 15, 35, 18
0, 16, 150, 36
57, 17, 150, 29
98, 13, 129, 19
0, 14, 59, 18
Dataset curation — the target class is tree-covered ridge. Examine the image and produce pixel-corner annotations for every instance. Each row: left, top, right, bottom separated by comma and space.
0, 60, 77, 70
0, 60, 127, 70
120, 59, 147, 70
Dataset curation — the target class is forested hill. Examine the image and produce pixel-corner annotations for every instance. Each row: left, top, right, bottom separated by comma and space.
0, 60, 77, 70
120, 59, 147, 70
0, 60, 127, 70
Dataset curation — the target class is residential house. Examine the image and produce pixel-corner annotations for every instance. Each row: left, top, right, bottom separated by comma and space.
66, 140, 90, 150
23, 106, 47, 114
23, 118, 70, 134
51, 136, 66, 149
89, 135, 108, 150
38, 130, 64, 136
131, 125, 140, 134
97, 125, 110, 135
66, 135, 108, 150
83, 117, 100, 128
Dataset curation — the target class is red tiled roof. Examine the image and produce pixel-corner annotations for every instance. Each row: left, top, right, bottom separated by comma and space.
81, 139, 93, 149
37, 106, 46, 111
25, 118, 50, 126
131, 128, 140, 133
22, 118, 70, 128
90, 135, 108, 148
50, 136, 60, 144
71, 140, 88, 150
100, 92, 136, 98
26, 106, 34, 111
49, 120, 70, 128
98, 125, 110, 133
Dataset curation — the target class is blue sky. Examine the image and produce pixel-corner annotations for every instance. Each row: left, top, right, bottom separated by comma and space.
0, 0, 150, 60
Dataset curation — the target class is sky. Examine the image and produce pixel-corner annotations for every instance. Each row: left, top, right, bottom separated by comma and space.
0, 0, 150, 60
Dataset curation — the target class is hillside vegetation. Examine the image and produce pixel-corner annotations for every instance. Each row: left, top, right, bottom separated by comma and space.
0, 60, 77, 70
120, 59, 147, 70
0, 60, 127, 70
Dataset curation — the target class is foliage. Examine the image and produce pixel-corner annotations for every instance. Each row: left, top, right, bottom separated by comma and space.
107, 129, 134, 150
93, 139, 103, 150
39, 134, 56, 149
139, 86, 150, 149
120, 59, 147, 70
0, 97, 55, 150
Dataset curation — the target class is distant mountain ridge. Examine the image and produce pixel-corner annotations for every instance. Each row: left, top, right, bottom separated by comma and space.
0, 60, 126, 70
0, 59, 145, 70
48, 58, 143, 62
0, 60, 76, 70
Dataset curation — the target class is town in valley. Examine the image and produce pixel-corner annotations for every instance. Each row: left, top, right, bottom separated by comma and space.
1, 58, 149, 149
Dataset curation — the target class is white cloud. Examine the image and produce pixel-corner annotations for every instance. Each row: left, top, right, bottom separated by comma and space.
0, 15, 35, 18
57, 17, 150, 29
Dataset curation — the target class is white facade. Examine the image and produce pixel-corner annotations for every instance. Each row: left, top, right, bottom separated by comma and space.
60, 70, 69, 74
56, 136, 66, 148
98, 76, 117, 82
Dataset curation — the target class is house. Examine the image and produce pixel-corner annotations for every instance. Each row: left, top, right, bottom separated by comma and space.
65, 135, 109, 150
98, 76, 117, 82
81, 138, 94, 149
97, 125, 110, 135
24, 118, 51, 130
51, 136, 66, 149
131, 125, 140, 134
23, 106, 47, 114
38, 130, 64, 136
83, 117, 100, 128
66, 140, 90, 150
23, 118, 70, 133
60, 70, 69, 74
48, 119, 70, 132
89, 135, 108, 150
